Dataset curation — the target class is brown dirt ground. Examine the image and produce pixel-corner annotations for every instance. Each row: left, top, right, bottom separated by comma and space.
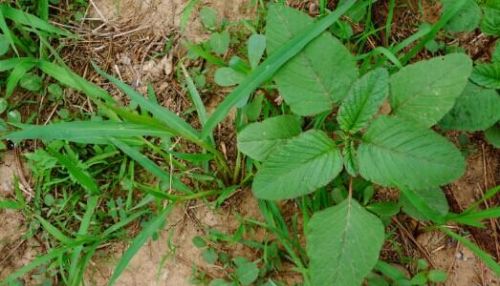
1, 1, 499, 286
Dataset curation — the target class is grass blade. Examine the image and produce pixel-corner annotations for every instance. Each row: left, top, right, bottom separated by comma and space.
440, 227, 500, 276
35, 214, 74, 245
109, 138, 191, 193
38, 60, 114, 103
201, 0, 357, 138
47, 148, 100, 195
68, 196, 99, 286
0, 6, 19, 55
94, 64, 202, 144
5, 121, 172, 144
5, 59, 37, 98
181, 63, 208, 126
108, 205, 174, 286
0, 4, 71, 36
400, 0, 467, 64
1, 248, 66, 285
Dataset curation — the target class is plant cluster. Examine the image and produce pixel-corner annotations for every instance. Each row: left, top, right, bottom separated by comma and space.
0, 0, 499, 286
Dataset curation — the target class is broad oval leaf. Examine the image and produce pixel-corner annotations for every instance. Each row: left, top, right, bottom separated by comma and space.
470, 63, 500, 89
358, 116, 465, 190
485, 124, 500, 148
443, 0, 481, 33
307, 198, 385, 286
481, 0, 500, 36
252, 130, 343, 200
247, 34, 266, 69
337, 68, 389, 133
266, 5, 358, 116
214, 67, 246, 87
400, 187, 449, 222
390, 53, 472, 127
440, 83, 500, 131
237, 115, 302, 161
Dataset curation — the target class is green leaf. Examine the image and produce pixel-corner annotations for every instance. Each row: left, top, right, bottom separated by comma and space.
201, 1, 357, 138
202, 248, 218, 264
94, 65, 201, 143
47, 148, 100, 195
493, 40, 500, 63
470, 63, 500, 89
248, 34, 266, 69
427, 270, 447, 282
0, 33, 9, 56
481, 0, 500, 36
266, 4, 358, 116
234, 258, 259, 286
440, 83, 500, 131
214, 67, 246, 87
252, 130, 343, 200
237, 115, 301, 161
307, 198, 385, 286
358, 116, 465, 190
19, 73, 42, 92
5, 121, 172, 144
390, 53, 472, 127
337, 68, 389, 133
209, 30, 230, 55
400, 187, 449, 222
0, 4, 71, 36
485, 124, 500, 148
442, 0, 481, 33
109, 205, 174, 286
6, 59, 37, 98
200, 7, 218, 30
440, 227, 500, 276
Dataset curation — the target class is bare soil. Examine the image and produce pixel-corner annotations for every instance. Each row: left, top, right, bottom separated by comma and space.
0, 1, 499, 285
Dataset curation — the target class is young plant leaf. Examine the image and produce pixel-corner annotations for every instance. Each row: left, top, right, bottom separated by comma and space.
480, 0, 500, 36
266, 5, 358, 116
237, 115, 301, 161
400, 187, 449, 222
440, 83, 500, 131
390, 53, 472, 127
214, 67, 246, 87
470, 63, 500, 89
442, 0, 481, 33
337, 68, 389, 133
252, 130, 343, 200
307, 198, 385, 286
485, 124, 500, 148
358, 116, 465, 190
201, 0, 356, 138
248, 34, 266, 69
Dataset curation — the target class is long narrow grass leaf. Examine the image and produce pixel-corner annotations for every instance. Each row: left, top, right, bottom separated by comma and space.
108, 205, 174, 286
94, 65, 202, 143
47, 148, 100, 195
1, 248, 66, 286
0, 6, 18, 55
440, 227, 500, 275
0, 4, 71, 36
38, 60, 114, 103
5, 121, 172, 144
5, 60, 37, 98
35, 214, 74, 245
110, 138, 191, 193
181, 63, 208, 126
68, 196, 99, 286
201, 0, 357, 138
